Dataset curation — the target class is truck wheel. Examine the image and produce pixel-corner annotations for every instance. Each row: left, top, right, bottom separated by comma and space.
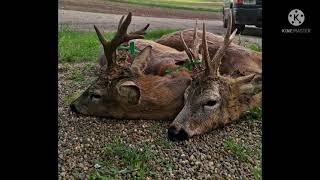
223, 15, 228, 28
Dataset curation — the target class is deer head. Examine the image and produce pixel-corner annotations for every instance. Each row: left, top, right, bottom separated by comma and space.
70, 12, 148, 117
168, 11, 262, 141
70, 12, 191, 120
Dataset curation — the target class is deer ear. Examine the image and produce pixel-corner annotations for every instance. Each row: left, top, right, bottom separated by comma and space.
117, 81, 141, 105
130, 46, 152, 76
238, 74, 262, 95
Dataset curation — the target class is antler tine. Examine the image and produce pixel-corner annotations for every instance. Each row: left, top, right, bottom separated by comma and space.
117, 12, 132, 36
117, 15, 125, 32
94, 25, 108, 46
94, 12, 149, 68
209, 10, 237, 77
202, 23, 213, 76
191, 19, 200, 60
180, 31, 194, 61
130, 24, 150, 35
224, 9, 233, 43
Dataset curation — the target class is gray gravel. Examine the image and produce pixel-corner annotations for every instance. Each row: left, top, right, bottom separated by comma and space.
58, 62, 262, 180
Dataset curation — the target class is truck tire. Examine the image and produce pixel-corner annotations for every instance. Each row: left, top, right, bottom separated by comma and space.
227, 7, 245, 34
223, 15, 228, 28
222, 8, 228, 28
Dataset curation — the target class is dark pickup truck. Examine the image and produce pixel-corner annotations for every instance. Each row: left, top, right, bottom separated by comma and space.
222, 0, 262, 33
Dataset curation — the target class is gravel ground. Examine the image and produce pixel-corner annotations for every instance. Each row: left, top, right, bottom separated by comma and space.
58, 62, 262, 180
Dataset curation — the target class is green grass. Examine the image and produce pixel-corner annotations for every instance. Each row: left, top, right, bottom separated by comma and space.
244, 106, 262, 122
69, 69, 85, 82
58, 27, 178, 63
154, 137, 173, 149
253, 166, 262, 180
237, 35, 262, 52
107, 0, 223, 12
144, 29, 179, 40
246, 42, 262, 52
224, 137, 250, 162
89, 140, 155, 179
63, 92, 81, 105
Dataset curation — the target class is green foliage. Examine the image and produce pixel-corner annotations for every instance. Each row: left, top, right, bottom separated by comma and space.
69, 69, 85, 82
107, 0, 223, 12
164, 60, 202, 74
63, 92, 81, 105
58, 28, 178, 63
253, 167, 262, 180
224, 137, 250, 161
244, 106, 262, 121
246, 43, 262, 52
89, 140, 155, 179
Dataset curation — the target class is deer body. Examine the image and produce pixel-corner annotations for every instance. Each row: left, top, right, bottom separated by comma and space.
168, 12, 262, 141
156, 29, 261, 77
70, 12, 261, 140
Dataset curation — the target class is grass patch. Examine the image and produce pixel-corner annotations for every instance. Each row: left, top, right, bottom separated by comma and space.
89, 140, 155, 179
244, 106, 262, 122
154, 138, 173, 149
237, 35, 262, 52
253, 167, 262, 180
224, 137, 250, 162
58, 27, 115, 63
107, 0, 223, 12
59, 28, 178, 63
69, 69, 85, 82
144, 29, 179, 40
246, 42, 262, 52
63, 92, 81, 105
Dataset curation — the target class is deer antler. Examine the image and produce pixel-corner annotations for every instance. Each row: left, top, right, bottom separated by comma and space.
201, 23, 211, 76
94, 12, 150, 68
180, 19, 201, 65
209, 10, 237, 78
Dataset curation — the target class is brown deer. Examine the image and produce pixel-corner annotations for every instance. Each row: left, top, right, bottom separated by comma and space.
156, 24, 261, 77
70, 12, 261, 130
167, 12, 262, 141
70, 12, 192, 120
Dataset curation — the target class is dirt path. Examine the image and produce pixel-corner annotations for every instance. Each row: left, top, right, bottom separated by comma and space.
59, 9, 262, 45
59, 9, 224, 32
59, 0, 222, 20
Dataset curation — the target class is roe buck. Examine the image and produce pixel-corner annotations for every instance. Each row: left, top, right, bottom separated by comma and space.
156, 24, 261, 77
168, 11, 262, 141
70, 12, 192, 120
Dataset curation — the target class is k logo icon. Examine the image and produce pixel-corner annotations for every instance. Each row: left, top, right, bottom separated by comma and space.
288, 9, 305, 26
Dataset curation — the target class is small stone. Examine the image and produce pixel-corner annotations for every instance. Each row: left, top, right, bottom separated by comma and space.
58, 154, 63, 159
94, 164, 102, 169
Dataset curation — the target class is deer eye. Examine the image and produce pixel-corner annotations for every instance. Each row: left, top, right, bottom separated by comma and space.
90, 91, 102, 100
91, 94, 101, 99
205, 100, 217, 106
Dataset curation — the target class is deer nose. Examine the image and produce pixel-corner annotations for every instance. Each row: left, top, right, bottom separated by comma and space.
168, 127, 189, 141
70, 103, 79, 113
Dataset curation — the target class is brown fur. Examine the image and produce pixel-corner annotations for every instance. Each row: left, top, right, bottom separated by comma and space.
156, 29, 262, 77
72, 30, 261, 124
